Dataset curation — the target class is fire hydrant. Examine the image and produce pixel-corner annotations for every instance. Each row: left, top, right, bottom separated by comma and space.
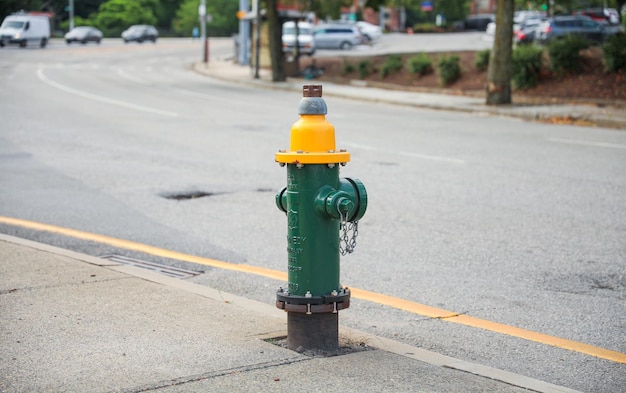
275, 85, 367, 351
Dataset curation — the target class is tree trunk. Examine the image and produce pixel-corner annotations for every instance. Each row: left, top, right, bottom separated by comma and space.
485, 0, 514, 105
266, 0, 286, 82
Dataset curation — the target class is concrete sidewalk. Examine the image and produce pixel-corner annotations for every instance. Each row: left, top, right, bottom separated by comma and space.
193, 60, 626, 130
1, 234, 581, 392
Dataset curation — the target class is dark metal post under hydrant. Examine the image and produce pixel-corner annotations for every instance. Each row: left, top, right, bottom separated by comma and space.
275, 85, 367, 351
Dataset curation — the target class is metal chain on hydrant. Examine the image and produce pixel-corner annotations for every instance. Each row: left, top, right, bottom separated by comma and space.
339, 210, 359, 256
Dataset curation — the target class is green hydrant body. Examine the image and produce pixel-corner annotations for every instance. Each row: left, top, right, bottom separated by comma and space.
275, 85, 367, 351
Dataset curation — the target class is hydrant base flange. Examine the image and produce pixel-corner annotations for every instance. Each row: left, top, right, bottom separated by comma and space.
276, 288, 350, 314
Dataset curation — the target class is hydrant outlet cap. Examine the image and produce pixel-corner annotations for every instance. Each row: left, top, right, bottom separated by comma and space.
298, 85, 327, 115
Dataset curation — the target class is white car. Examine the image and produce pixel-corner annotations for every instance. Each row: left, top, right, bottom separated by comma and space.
282, 21, 315, 56
514, 10, 546, 24
356, 21, 382, 42
485, 22, 496, 36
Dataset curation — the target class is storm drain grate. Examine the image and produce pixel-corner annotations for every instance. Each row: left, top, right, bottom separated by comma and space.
100, 254, 202, 279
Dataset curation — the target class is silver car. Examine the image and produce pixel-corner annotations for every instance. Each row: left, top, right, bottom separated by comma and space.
535, 16, 605, 45
65, 26, 102, 44
121, 25, 158, 43
313, 24, 363, 50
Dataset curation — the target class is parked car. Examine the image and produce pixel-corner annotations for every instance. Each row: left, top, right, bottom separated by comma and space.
65, 26, 102, 44
356, 21, 382, 42
513, 17, 546, 45
463, 14, 495, 31
535, 16, 606, 45
485, 21, 496, 36
573, 8, 620, 25
313, 23, 363, 50
514, 10, 546, 24
486, 15, 545, 38
121, 25, 158, 43
282, 21, 315, 56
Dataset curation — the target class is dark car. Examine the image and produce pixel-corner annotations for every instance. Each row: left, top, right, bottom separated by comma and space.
121, 25, 158, 43
535, 16, 605, 45
464, 14, 495, 31
573, 8, 620, 25
65, 26, 103, 44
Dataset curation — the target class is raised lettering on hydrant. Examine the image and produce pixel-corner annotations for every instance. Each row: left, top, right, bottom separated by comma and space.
275, 85, 367, 351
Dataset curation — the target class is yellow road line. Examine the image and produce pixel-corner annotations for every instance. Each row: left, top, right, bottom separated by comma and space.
351, 287, 626, 363
0, 216, 285, 281
1, 215, 624, 364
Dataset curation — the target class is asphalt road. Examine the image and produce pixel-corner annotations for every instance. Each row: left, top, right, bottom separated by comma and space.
1, 37, 625, 392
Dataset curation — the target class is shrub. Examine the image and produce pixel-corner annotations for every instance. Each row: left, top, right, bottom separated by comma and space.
342, 61, 355, 75
407, 53, 433, 76
437, 55, 461, 86
475, 49, 490, 71
511, 45, 544, 89
380, 54, 403, 78
412, 23, 441, 33
548, 35, 589, 74
357, 60, 373, 79
602, 33, 626, 72
58, 16, 94, 33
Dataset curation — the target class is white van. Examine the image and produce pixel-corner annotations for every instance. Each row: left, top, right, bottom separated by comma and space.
282, 21, 315, 56
0, 13, 51, 48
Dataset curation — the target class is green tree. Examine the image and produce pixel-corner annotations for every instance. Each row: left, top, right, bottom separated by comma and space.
433, 0, 467, 24
58, 15, 95, 31
72, 0, 106, 19
172, 0, 238, 36
155, 0, 184, 30
139, 0, 159, 24
309, 0, 353, 20
172, 0, 199, 35
94, 0, 156, 36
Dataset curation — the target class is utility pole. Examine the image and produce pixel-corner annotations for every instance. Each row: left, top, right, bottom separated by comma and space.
254, 0, 260, 79
69, 0, 74, 30
199, 0, 208, 64
238, 0, 249, 65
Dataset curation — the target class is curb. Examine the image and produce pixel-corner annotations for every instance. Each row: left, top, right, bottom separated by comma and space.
1, 233, 582, 393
